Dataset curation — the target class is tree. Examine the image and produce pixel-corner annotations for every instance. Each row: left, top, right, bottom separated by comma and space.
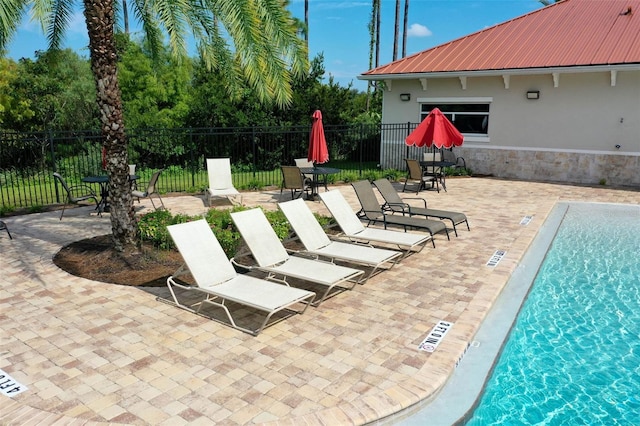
392, 0, 400, 61
117, 36, 192, 131
402, 0, 409, 58
0, 0, 308, 253
304, 0, 309, 45
0, 57, 35, 128
367, 0, 381, 110
7, 50, 97, 132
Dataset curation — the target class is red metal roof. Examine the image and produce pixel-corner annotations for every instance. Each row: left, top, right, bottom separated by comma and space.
362, 0, 640, 77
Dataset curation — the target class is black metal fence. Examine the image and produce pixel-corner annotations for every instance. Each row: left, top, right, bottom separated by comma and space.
0, 123, 424, 210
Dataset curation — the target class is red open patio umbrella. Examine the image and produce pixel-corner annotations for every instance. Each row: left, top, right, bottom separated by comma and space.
405, 107, 464, 149
307, 110, 329, 165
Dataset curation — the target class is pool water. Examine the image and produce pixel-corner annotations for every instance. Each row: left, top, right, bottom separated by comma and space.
466, 203, 640, 425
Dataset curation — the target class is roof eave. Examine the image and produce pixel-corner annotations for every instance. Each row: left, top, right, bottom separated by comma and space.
357, 64, 640, 81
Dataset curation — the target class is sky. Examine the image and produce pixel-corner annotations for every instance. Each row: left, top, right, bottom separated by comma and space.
5, 0, 544, 91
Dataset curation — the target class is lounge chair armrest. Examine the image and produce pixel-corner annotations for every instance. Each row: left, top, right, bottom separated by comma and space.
326, 230, 346, 241
230, 257, 254, 272
362, 208, 385, 218
399, 197, 428, 208
384, 201, 414, 216
166, 275, 194, 290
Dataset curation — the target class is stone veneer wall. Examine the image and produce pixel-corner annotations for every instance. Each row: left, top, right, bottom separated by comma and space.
453, 147, 640, 188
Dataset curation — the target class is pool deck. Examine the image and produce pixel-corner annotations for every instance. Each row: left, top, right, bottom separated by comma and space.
1, 177, 639, 425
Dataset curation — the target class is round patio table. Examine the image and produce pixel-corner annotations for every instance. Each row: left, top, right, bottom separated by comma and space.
82, 174, 139, 212
418, 161, 456, 192
298, 167, 340, 200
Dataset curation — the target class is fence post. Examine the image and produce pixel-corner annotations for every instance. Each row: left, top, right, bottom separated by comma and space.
405, 121, 411, 159
49, 130, 61, 204
252, 127, 257, 178
189, 130, 196, 189
359, 124, 364, 176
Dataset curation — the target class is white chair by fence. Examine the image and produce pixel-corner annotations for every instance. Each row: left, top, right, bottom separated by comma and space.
206, 158, 241, 206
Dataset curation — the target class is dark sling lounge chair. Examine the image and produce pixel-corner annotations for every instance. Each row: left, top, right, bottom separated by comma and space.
350, 180, 449, 242
373, 178, 470, 237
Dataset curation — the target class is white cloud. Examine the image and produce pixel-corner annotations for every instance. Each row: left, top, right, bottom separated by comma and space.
407, 23, 432, 38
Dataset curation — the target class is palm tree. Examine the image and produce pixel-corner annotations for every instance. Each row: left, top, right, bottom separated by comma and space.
392, 0, 400, 61
402, 0, 409, 58
305, 0, 309, 45
367, 0, 381, 109
121, 0, 129, 34
0, 0, 308, 253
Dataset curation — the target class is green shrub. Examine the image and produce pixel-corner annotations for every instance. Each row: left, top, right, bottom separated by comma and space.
264, 209, 291, 240
204, 206, 247, 257
340, 172, 359, 183
382, 168, 403, 181
361, 170, 380, 182
138, 209, 184, 249
28, 205, 44, 214
137, 205, 333, 258
0, 205, 16, 216
314, 212, 335, 228
241, 179, 263, 191
445, 167, 472, 176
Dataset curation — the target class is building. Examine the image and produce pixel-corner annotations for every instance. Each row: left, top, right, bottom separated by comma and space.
359, 0, 640, 186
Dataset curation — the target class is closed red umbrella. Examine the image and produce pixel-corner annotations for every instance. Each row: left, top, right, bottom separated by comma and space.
405, 107, 464, 149
307, 110, 329, 165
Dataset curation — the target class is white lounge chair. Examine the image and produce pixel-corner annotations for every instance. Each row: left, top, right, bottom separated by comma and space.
206, 158, 241, 206
319, 189, 433, 258
278, 198, 402, 282
166, 219, 315, 335
230, 208, 365, 305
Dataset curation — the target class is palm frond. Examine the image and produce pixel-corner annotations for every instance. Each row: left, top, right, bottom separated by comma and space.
0, 0, 26, 50
47, 0, 75, 49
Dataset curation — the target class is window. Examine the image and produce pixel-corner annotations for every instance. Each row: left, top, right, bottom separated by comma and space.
419, 100, 491, 137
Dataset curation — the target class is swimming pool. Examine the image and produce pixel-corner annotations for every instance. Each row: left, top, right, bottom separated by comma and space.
466, 202, 640, 424
394, 202, 640, 425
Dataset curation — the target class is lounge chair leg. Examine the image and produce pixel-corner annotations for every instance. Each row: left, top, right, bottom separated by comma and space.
0, 221, 12, 239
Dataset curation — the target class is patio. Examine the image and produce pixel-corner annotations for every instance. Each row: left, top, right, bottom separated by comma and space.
1, 177, 638, 425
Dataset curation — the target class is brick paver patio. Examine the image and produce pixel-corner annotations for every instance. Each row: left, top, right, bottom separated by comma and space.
1, 177, 638, 425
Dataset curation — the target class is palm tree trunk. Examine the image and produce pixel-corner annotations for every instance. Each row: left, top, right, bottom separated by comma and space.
402, 0, 409, 58
83, 0, 139, 253
375, 0, 381, 68
304, 0, 309, 45
122, 0, 129, 34
393, 0, 400, 61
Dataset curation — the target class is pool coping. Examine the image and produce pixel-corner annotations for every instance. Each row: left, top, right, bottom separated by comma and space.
390, 202, 570, 425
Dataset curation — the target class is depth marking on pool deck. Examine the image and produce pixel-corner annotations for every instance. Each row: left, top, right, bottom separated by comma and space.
0, 368, 28, 397
487, 250, 506, 267
418, 320, 454, 352
520, 215, 533, 225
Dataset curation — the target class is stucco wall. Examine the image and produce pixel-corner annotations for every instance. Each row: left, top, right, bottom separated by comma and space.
379, 70, 640, 186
